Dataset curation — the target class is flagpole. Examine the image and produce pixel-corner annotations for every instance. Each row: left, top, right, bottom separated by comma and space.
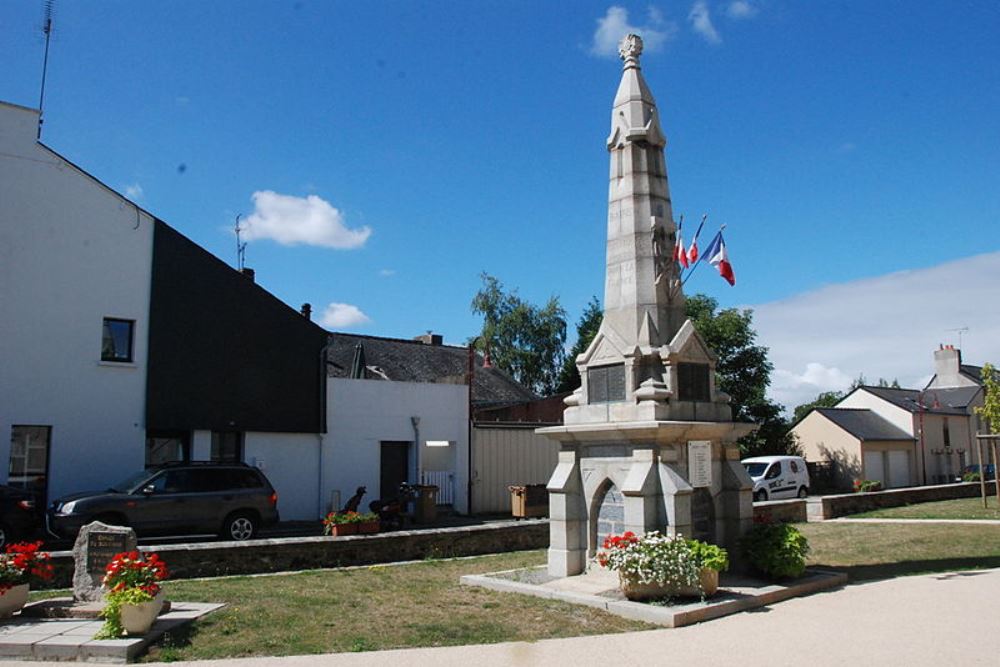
681, 224, 724, 287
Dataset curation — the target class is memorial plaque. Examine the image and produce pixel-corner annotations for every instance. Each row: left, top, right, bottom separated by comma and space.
688, 441, 712, 488
87, 532, 127, 574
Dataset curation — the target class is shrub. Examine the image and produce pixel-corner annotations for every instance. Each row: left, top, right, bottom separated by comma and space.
852, 479, 883, 493
963, 471, 981, 483
687, 539, 729, 572
739, 523, 810, 579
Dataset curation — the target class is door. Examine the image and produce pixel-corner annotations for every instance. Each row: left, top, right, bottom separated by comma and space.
380, 441, 410, 499
863, 450, 885, 485
887, 450, 911, 488
764, 460, 791, 498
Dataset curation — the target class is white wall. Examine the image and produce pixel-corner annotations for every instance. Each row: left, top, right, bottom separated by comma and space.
839, 390, 915, 435
244, 432, 321, 521
322, 378, 470, 518
0, 102, 153, 502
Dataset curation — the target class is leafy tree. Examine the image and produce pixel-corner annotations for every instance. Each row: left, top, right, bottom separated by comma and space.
792, 391, 845, 424
975, 362, 1000, 434
556, 297, 603, 393
851, 374, 900, 389
470, 273, 567, 396
685, 294, 798, 457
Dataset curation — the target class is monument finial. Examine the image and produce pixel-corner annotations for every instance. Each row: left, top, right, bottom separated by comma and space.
618, 33, 643, 65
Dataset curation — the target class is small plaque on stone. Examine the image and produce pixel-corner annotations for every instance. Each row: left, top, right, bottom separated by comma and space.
687, 441, 712, 488
72, 522, 137, 602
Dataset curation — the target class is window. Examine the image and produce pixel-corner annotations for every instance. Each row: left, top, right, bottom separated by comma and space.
943, 419, 951, 448
145, 431, 190, 467
677, 363, 711, 402
765, 462, 782, 479
101, 318, 135, 362
790, 459, 800, 474
211, 432, 243, 463
9, 425, 50, 500
588, 364, 626, 403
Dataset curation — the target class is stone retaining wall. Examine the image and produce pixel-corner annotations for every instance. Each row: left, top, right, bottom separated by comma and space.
42, 521, 549, 589
753, 499, 807, 524
806, 481, 998, 520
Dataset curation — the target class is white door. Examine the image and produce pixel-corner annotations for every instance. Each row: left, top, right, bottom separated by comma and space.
887, 450, 911, 488
863, 450, 885, 485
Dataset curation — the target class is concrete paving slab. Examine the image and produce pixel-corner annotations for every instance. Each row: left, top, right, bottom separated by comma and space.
461, 566, 847, 628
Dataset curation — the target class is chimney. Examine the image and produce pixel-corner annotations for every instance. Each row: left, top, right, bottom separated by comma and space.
300, 303, 312, 320
933, 345, 962, 386
241, 267, 255, 282
414, 332, 443, 346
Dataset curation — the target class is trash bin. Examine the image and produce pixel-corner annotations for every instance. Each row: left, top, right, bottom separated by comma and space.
413, 485, 438, 524
509, 484, 549, 519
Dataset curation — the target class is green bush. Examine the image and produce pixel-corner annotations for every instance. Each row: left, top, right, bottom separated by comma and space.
739, 523, 810, 579
687, 539, 729, 572
963, 472, 981, 483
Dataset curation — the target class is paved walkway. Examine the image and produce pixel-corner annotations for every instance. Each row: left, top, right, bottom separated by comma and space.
5, 567, 998, 666
832, 517, 1000, 525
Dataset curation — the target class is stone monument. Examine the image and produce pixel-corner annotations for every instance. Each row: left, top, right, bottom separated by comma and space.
539, 34, 755, 577
72, 522, 137, 602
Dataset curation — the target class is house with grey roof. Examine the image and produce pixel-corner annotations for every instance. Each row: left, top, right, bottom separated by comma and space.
791, 345, 995, 490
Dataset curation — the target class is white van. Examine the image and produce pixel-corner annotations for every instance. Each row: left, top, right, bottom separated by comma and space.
742, 455, 810, 501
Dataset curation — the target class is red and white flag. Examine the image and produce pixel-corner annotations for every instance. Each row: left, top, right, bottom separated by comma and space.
687, 216, 706, 265
673, 220, 688, 268
702, 231, 735, 286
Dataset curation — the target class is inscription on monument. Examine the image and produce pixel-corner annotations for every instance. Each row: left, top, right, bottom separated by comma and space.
87, 532, 127, 574
688, 441, 712, 488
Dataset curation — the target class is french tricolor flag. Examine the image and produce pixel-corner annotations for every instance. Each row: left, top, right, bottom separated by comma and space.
673, 219, 688, 268
702, 231, 735, 286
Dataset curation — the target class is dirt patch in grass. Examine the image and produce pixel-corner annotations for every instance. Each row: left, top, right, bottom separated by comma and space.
801, 521, 1000, 581
142, 550, 654, 662
848, 497, 1000, 520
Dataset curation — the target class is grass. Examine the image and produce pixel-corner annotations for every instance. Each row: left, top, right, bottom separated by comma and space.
22, 520, 1000, 661
139, 551, 653, 662
847, 496, 1000, 521
801, 521, 1000, 581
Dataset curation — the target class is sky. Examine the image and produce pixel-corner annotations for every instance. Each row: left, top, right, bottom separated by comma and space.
2, 1, 998, 411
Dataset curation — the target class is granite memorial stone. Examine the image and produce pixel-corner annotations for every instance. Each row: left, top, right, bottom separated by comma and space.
72, 522, 137, 602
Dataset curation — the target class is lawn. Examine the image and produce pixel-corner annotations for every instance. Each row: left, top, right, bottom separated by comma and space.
847, 496, 1000, 521
23, 520, 1000, 661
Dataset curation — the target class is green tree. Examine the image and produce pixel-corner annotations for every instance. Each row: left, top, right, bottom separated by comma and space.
792, 390, 845, 424
975, 362, 1000, 434
470, 273, 567, 396
851, 374, 901, 389
685, 294, 798, 457
556, 297, 603, 393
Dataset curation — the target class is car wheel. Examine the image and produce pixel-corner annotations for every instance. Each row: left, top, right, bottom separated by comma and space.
753, 489, 767, 502
222, 512, 257, 541
797, 486, 809, 499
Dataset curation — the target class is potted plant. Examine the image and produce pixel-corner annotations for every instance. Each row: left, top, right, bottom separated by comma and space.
354, 511, 380, 534
0, 541, 53, 618
323, 511, 359, 536
95, 551, 169, 638
597, 531, 727, 601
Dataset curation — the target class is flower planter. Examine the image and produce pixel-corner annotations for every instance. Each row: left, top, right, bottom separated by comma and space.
120, 593, 164, 636
0, 584, 29, 618
328, 523, 358, 537
621, 568, 719, 601
356, 520, 380, 534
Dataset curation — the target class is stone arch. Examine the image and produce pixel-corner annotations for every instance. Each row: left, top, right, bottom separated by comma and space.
590, 477, 626, 557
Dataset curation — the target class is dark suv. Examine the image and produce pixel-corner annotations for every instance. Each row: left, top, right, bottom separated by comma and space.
47, 462, 279, 541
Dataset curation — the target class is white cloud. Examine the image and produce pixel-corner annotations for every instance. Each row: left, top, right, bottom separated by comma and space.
319, 303, 372, 329
753, 251, 1000, 412
242, 191, 371, 249
378, 269, 396, 277
591, 6, 678, 57
726, 0, 757, 19
689, 1, 721, 44
124, 183, 143, 200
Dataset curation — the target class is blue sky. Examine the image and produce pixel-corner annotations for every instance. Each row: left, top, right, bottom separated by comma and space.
3, 1, 998, 409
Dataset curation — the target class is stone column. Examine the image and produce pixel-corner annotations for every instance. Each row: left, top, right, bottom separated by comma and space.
546, 447, 587, 576
621, 447, 661, 534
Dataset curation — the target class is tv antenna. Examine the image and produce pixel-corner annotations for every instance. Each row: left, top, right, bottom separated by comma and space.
946, 326, 969, 349
235, 214, 248, 271
37, 0, 55, 139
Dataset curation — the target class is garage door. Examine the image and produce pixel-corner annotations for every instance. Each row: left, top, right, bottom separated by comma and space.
863, 450, 885, 484
887, 450, 911, 488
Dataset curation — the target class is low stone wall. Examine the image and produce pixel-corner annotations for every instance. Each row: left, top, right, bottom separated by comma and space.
806, 481, 998, 521
42, 521, 549, 589
753, 499, 807, 524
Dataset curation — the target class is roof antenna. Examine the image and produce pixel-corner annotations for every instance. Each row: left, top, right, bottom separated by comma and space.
946, 326, 969, 349
235, 214, 248, 271
37, 0, 55, 139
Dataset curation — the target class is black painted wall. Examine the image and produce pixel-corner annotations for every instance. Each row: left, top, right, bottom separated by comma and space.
146, 220, 328, 433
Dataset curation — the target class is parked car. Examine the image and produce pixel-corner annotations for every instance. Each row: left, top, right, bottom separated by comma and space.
0, 485, 43, 548
47, 462, 279, 541
742, 455, 810, 501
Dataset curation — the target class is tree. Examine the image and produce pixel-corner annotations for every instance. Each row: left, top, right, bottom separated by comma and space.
685, 294, 798, 457
470, 273, 567, 396
851, 374, 900, 389
556, 297, 603, 393
792, 391, 845, 424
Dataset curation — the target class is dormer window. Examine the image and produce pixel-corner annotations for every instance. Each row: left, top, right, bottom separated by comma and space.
101, 317, 134, 363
